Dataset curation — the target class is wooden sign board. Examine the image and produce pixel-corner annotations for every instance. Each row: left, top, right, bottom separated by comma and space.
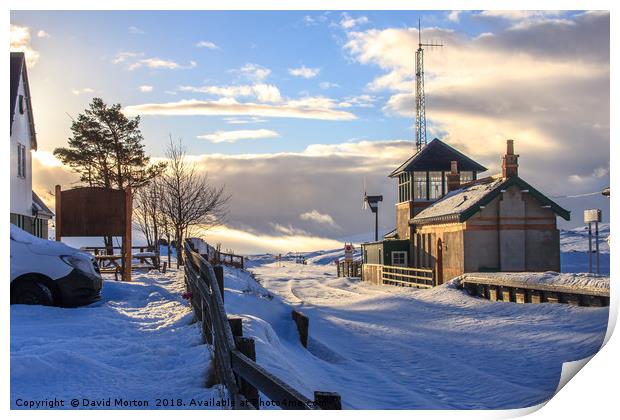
55, 185, 132, 281
57, 187, 126, 237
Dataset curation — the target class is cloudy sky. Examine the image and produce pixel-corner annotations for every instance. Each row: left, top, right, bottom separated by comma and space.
10, 10, 610, 253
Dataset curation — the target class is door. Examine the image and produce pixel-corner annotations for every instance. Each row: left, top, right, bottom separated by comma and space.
436, 238, 443, 286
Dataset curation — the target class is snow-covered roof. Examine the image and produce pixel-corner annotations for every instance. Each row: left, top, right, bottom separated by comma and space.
412, 175, 570, 225
32, 192, 54, 218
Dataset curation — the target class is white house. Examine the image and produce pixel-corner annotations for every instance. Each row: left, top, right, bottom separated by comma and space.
10, 52, 53, 238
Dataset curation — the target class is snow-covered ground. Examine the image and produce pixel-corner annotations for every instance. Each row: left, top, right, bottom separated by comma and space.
10, 224, 611, 410
560, 223, 610, 274
11, 267, 221, 410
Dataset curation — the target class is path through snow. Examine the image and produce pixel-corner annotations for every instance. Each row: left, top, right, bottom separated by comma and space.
227, 258, 608, 409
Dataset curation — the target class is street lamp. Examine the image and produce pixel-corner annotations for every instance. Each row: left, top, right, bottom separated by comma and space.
363, 193, 383, 241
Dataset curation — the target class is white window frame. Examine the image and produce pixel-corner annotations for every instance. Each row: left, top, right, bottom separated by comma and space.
17, 143, 26, 178
391, 251, 407, 267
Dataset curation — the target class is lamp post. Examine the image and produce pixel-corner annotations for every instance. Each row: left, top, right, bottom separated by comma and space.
363, 194, 383, 241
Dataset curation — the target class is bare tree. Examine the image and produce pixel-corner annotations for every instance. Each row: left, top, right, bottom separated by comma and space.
160, 138, 229, 267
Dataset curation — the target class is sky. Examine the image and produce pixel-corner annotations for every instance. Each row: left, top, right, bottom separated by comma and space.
10, 10, 610, 254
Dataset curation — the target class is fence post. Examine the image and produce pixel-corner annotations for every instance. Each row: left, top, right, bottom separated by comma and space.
213, 265, 225, 302
235, 337, 260, 409
228, 317, 243, 337
313, 391, 342, 410
291, 310, 309, 348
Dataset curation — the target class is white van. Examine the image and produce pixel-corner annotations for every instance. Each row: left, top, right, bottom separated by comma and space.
10, 224, 103, 307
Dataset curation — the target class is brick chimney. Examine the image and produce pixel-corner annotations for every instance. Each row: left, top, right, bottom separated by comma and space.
502, 139, 519, 178
446, 160, 460, 192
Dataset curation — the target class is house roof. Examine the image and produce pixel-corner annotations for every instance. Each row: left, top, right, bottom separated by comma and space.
389, 138, 487, 178
10, 52, 37, 150
32, 191, 54, 218
411, 175, 571, 225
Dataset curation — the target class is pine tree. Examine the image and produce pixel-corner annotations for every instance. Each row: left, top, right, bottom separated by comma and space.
54, 98, 166, 252
54, 97, 165, 189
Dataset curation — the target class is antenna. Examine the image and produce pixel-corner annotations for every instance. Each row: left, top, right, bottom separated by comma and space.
415, 18, 443, 152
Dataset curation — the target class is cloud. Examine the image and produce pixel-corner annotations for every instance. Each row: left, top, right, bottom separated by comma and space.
128, 26, 145, 34
179, 83, 282, 103
10, 25, 40, 67
191, 224, 343, 254
222, 117, 268, 125
33, 138, 412, 245
288, 65, 321, 79
112, 51, 144, 64
71, 87, 96, 96
36, 30, 50, 38
196, 40, 219, 49
300, 210, 340, 228
197, 129, 280, 143
339, 94, 377, 108
124, 97, 357, 121
447, 11, 462, 22
232, 63, 271, 82
477, 10, 563, 21
340, 13, 369, 29
319, 82, 340, 89
342, 12, 609, 204
128, 58, 197, 71
139, 85, 154, 92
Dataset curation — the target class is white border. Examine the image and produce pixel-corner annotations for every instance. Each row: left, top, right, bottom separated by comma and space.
3, 1, 616, 419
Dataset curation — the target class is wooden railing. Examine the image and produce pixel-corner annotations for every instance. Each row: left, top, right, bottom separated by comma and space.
183, 239, 341, 410
362, 263, 435, 288
188, 238, 244, 269
336, 260, 362, 278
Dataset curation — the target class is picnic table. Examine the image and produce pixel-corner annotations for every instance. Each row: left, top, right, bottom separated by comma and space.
95, 254, 123, 280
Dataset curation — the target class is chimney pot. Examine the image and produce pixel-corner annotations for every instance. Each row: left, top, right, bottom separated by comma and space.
506, 139, 514, 155
446, 160, 460, 193
502, 139, 519, 178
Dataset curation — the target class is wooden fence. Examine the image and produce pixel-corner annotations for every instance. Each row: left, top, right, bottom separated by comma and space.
336, 260, 362, 278
362, 264, 435, 288
183, 239, 341, 410
189, 238, 244, 269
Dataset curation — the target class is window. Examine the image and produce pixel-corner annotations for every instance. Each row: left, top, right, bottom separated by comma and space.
391, 251, 407, 267
413, 172, 428, 201
19, 95, 25, 114
17, 143, 26, 178
460, 171, 473, 184
398, 172, 411, 203
429, 171, 443, 200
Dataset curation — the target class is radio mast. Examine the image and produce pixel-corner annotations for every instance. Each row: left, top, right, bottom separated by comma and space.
415, 19, 443, 152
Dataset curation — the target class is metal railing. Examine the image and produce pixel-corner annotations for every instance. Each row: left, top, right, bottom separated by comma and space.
183, 239, 341, 410
362, 263, 435, 288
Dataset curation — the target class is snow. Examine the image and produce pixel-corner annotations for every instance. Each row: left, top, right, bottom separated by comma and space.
10, 267, 221, 410
413, 176, 504, 222
10, 223, 610, 410
560, 223, 610, 274
10, 223, 79, 256
460, 271, 609, 295
223, 259, 608, 409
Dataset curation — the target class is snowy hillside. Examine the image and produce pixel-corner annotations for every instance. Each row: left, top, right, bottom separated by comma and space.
560, 223, 610, 274
246, 223, 611, 273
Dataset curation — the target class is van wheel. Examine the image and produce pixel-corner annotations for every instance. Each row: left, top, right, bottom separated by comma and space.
12, 282, 54, 306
